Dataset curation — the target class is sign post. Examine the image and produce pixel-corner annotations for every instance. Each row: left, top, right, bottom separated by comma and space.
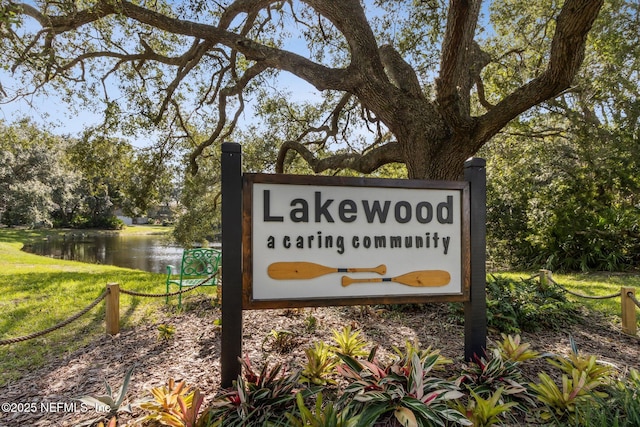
463, 158, 487, 360
221, 142, 243, 388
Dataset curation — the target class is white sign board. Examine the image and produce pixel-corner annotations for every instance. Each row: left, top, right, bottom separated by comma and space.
242, 174, 469, 308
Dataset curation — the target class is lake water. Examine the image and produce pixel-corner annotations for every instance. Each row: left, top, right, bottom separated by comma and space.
22, 234, 186, 274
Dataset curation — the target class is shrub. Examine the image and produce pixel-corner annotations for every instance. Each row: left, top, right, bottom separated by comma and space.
570, 368, 640, 427
75, 366, 134, 425
336, 344, 471, 426
530, 337, 614, 424
285, 392, 359, 427
451, 387, 518, 427
198, 357, 303, 426
331, 325, 369, 358
457, 348, 535, 411
449, 274, 580, 333
137, 378, 204, 427
262, 329, 299, 353
300, 341, 338, 386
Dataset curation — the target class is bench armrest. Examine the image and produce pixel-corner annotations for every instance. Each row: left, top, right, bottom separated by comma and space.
166, 264, 177, 278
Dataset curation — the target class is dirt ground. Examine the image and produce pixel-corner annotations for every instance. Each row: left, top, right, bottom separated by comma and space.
1, 297, 638, 427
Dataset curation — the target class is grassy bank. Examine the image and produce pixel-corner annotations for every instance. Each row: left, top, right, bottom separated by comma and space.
1, 227, 638, 388
0, 226, 200, 387
498, 271, 640, 327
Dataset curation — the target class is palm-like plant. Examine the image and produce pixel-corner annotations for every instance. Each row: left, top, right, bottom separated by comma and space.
138, 378, 204, 427
199, 357, 303, 426
457, 348, 533, 406
336, 344, 470, 426
331, 325, 369, 358
301, 341, 338, 386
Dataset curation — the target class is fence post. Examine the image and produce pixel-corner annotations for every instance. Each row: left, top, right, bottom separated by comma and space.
539, 269, 552, 289
621, 287, 637, 336
106, 283, 120, 335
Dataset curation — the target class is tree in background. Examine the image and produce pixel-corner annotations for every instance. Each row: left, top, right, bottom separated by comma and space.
4, 0, 638, 271
482, 0, 640, 271
171, 129, 280, 246
1, 0, 602, 180
0, 120, 173, 228
0, 119, 81, 227
67, 128, 175, 226
67, 131, 134, 226
115, 147, 174, 222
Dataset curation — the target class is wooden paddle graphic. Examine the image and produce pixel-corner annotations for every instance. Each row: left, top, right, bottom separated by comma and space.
341, 270, 451, 287
268, 262, 386, 280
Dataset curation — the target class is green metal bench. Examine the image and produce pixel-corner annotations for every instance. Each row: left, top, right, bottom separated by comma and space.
166, 247, 221, 307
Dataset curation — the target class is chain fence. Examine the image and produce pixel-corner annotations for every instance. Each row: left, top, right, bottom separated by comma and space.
0, 275, 215, 346
547, 276, 622, 300
536, 270, 638, 336
2, 270, 636, 346
629, 291, 640, 309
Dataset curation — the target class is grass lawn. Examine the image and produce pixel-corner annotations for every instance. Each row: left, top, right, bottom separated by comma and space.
0, 225, 215, 387
1, 226, 638, 389
498, 270, 640, 327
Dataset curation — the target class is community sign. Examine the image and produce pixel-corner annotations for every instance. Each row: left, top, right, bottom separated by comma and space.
242, 174, 470, 309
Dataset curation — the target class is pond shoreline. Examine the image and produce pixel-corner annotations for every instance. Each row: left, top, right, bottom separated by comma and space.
16, 225, 181, 274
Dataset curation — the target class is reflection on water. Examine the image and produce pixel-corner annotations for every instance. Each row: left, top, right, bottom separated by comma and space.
22, 234, 186, 274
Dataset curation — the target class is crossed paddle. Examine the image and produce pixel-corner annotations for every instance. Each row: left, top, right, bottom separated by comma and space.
267, 261, 450, 287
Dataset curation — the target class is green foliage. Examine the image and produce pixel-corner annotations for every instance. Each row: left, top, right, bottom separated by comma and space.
138, 335, 637, 427
336, 343, 471, 426
73, 215, 125, 230
569, 369, 640, 427
304, 314, 318, 332
199, 357, 302, 426
483, 0, 640, 272
157, 324, 176, 341
331, 325, 369, 358
285, 392, 359, 427
495, 333, 539, 363
171, 155, 221, 248
451, 387, 518, 427
458, 348, 534, 409
530, 338, 614, 424
75, 366, 134, 425
0, 119, 81, 228
456, 334, 538, 425
450, 274, 580, 334
0, 119, 171, 228
138, 378, 205, 427
262, 329, 299, 354
172, 134, 280, 247
547, 337, 614, 385
530, 370, 601, 423
300, 341, 338, 386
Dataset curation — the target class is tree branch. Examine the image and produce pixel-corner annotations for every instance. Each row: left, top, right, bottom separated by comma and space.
475, 0, 604, 150
436, 0, 482, 128
188, 61, 269, 174
276, 140, 403, 174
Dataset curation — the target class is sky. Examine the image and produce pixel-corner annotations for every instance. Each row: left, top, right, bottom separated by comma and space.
0, 2, 490, 147
0, 91, 102, 134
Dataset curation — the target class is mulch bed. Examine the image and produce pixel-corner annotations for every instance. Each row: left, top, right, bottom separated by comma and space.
1, 297, 638, 426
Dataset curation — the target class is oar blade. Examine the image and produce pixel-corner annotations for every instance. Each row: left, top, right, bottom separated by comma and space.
267, 262, 334, 279
393, 270, 451, 287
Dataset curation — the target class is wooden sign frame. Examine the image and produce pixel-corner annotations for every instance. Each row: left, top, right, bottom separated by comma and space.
221, 142, 487, 387
241, 173, 470, 309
